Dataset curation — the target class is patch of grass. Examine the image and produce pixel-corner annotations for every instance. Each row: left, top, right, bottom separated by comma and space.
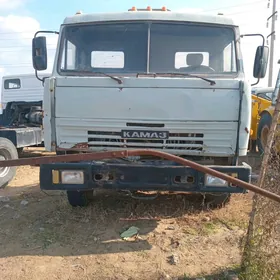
177, 265, 242, 280
182, 220, 222, 236
34, 228, 59, 250
215, 217, 249, 231
182, 226, 199, 235
201, 221, 221, 235
181, 273, 190, 280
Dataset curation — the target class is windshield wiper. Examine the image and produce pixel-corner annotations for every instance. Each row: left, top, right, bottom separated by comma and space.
157, 73, 216, 86
94, 72, 123, 84
67, 71, 123, 84
136, 72, 216, 86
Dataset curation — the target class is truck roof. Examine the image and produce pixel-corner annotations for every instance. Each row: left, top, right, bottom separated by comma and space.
2, 73, 51, 80
63, 11, 237, 27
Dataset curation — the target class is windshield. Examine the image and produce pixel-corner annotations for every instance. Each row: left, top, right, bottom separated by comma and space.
58, 22, 237, 76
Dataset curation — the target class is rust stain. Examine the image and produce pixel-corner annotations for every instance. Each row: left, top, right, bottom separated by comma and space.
72, 142, 89, 149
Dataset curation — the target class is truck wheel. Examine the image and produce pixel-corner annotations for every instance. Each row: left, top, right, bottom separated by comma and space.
66, 190, 90, 207
257, 113, 272, 155
251, 140, 257, 153
0, 138, 18, 189
206, 157, 234, 207
203, 193, 231, 207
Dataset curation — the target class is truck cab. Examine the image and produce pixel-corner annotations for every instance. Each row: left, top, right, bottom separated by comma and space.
32, 7, 268, 207
0, 74, 47, 115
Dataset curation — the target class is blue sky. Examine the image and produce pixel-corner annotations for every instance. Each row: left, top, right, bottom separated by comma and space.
8, 0, 251, 30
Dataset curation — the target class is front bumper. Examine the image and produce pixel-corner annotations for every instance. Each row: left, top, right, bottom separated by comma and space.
40, 160, 251, 193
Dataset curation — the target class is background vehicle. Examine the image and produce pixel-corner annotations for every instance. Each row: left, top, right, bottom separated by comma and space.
0, 74, 46, 115
0, 73, 46, 188
249, 70, 280, 154
251, 87, 273, 101
250, 87, 274, 152
32, 7, 268, 207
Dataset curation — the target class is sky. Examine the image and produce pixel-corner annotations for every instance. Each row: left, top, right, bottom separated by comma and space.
0, 0, 279, 88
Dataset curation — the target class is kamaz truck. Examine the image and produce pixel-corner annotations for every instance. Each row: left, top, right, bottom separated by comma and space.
31, 7, 268, 207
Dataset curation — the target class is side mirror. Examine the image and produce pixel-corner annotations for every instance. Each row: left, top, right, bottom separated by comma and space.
32, 36, 47, 71
253, 46, 269, 79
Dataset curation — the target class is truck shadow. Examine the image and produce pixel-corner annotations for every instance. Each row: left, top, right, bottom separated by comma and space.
0, 186, 218, 257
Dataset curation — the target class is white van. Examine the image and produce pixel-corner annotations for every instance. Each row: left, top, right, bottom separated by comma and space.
0, 74, 50, 114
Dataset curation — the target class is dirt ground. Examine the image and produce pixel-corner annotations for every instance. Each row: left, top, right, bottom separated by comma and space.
0, 148, 261, 280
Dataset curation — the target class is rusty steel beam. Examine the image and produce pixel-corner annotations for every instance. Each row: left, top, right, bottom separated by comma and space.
1, 149, 280, 203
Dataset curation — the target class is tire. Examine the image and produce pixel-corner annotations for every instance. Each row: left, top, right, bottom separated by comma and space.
248, 139, 257, 153
66, 190, 91, 207
203, 193, 231, 207
0, 137, 18, 189
204, 157, 235, 207
257, 112, 272, 155
251, 140, 257, 153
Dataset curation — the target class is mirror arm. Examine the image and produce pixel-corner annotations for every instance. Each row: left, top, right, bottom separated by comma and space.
33, 30, 59, 83
241, 34, 266, 86
35, 72, 48, 86
35, 71, 44, 83
34, 30, 59, 38
251, 78, 260, 87
242, 34, 265, 62
240, 34, 265, 47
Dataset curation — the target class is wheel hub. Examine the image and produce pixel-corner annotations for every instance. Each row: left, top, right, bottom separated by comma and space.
0, 151, 10, 178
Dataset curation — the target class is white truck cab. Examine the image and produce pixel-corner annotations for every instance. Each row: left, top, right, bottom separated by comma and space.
32, 7, 269, 207
0, 74, 47, 115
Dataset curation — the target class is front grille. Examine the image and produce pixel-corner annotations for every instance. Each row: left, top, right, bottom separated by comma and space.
88, 131, 204, 151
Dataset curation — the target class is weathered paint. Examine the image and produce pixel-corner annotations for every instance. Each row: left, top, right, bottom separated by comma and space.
63, 11, 236, 26
47, 77, 250, 157
43, 13, 250, 159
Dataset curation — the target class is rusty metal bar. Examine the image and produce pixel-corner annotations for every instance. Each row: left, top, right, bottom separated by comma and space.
1, 149, 280, 203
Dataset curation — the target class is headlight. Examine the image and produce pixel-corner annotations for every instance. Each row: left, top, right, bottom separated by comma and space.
61, 170, 84, 184
205, 174, 228, 187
